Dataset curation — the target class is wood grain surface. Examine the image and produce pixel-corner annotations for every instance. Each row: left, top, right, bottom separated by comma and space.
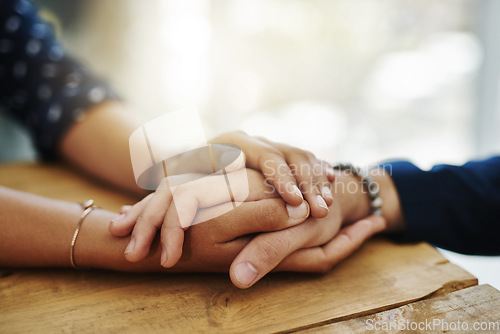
298, 284, 500, 333
0, 164, 479, 333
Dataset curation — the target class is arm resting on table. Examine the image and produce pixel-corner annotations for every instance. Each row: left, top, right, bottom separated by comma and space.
0, 186, 156, 270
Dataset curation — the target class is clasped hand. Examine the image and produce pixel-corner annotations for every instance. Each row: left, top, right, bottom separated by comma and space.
109, 131, 385, 288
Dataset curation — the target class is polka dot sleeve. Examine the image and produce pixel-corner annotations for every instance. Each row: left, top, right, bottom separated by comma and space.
0, 0, 119, 159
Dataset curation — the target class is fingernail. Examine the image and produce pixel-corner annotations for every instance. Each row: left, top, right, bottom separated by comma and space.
316, 195, 328, 210
292, 184, 303, 200
234, 262, 258, 287
321, 186, 333, 200
124, 237, 135, 254
286, 201, 309, 220
111, 213, 126, 224
161, 246, 168, 266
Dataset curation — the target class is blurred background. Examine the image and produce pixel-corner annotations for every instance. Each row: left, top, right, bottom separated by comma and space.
1, 0, 499, 286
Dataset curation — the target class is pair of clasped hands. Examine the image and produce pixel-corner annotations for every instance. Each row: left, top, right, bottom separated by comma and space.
109, 131, 385, 288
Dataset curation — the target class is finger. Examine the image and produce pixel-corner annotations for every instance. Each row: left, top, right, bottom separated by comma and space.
120, 205, 133, 214
211, 132, 303, 206
263, 140, 332, 213
169, 224, 253, 273
321, 161, 335, 201
170, 168, 276, 221
245, 169, 279, 200
314, 160, 334, 207
192, 201, 240, 226
157, 169, 271, 267
322, 160, 335, 183
317, 161, 333, 206
229, 213, 335, 289
159, 168, 280, 268
109, 194, 153, 237
276, 215, 386, 273
286, 152, 329, 218
195, 198, 310, 242
209, 143, 246, 174
259, 152, 304, 206
160, 201, 186, 268
167, 172, 244, 230
164, 197, 310, 270
124, 183, 173, 262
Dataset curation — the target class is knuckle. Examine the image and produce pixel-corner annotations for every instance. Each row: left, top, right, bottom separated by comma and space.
257, 200, 284, 228
304, 150, 316, 160
258, 153, 281, 178
135, 213, 146, 226
291, 150, 314, 162
135, 209, 163, 231
260, 233, 290, 265
337, 231, 354, 245
254, 135, 267, 143
172, 185, 197, 204
134, 214, 148, 234
173, 183, 189, 196
266, 149, 286, 161
234, 129, 247, 136
260, 240, 280, 265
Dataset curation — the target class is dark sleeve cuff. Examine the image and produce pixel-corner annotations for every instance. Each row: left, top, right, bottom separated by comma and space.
381, 161, 449, 244
381, 158, 500, 255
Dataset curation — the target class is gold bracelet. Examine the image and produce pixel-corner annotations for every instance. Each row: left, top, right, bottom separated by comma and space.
70, 199, 96, 269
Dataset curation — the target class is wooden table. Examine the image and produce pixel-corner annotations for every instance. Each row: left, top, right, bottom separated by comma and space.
1, 164, 499, 333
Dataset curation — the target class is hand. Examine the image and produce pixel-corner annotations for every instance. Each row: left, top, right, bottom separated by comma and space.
175, 197, 384, 276
110, 130, 334, 270
211, 131, 334, 217
108, 168, 310, 268
229, 213, 386, 288
170, 198, 311, 273
98, 169, 389, 281
96, 198, 313, 273
227, 170, 389, 288
277, 215, 386, 273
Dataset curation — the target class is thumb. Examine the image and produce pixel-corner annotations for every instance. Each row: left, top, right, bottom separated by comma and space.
275, 214, 386, 273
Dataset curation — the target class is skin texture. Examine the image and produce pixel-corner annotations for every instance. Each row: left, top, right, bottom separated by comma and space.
59, 101, 145, 196
0, 186, 304, 271
0, 167, 401, 288
109, 169, 309, 266
211, 132, 333, 216
228, 169, 404, 288
0, 101, 405, 288
107, 119, 336, 270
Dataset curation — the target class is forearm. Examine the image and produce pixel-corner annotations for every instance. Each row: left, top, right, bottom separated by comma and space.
0, 186, 83, 267
76, 208, 163, 272
59, 101, 145, 196
0, 186, 159, 270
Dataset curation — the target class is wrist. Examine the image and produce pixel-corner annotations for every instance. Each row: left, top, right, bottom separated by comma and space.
334, 167, 404, 233
371, 169, 405, 233
75, 209, 161, 271
334, 172, 371, 224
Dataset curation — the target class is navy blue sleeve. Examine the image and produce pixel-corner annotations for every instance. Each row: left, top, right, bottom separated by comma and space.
0, 0, 119, 159
383, 156, 500, 255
